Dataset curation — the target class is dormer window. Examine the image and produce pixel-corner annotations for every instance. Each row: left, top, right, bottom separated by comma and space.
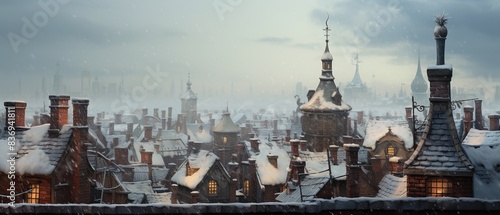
387, 145, 396, 156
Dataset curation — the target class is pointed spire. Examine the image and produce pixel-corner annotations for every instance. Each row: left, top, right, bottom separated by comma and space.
187, 72, 192, 90
349, 54, 364, 86
321, 15, 333, 61
411, 49, 427, 94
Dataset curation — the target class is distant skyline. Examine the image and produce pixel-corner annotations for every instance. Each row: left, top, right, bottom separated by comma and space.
1, 0, 499, 104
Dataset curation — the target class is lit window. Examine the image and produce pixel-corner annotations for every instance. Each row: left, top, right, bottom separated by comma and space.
387, 145, 395, 156
243, 179, 249, 196
208, 180, 217, 195
426, 177, 453, 197
223, 136, 228, 144
27, 183, 40, 203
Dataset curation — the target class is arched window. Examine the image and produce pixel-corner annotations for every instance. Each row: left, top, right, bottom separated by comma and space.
27, 183, 40, 203
426, 177, 453, 197
387, 145, 396, 156
208, 180, 218, 195
243, 179, 249, 196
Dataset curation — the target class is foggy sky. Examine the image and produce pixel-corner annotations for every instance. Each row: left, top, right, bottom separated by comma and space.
1, 0, 499, 103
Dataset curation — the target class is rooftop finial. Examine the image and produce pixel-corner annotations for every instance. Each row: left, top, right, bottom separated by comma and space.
187, 72, 192, 89
323, 14, 331, 42
434, 13, 448, 65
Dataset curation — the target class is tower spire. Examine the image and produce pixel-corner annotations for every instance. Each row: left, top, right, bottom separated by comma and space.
323, 14, 330, 43
187, 72, 192, 90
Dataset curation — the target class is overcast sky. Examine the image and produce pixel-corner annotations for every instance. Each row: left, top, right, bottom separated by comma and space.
1, 0, 499, 103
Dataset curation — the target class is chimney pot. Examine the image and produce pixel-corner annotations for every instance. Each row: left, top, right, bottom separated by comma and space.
329, 145, 339, 165
475, 100, 485, 130
4, 101, 27, 129
290, 139, 300, 157
250, 138, 260, 152
488, 114, 500, 131
171, 184, 178, 204
343, 144, 360, 165
144, 125, 153, 140
48, 95, 70, 136
267, 154, 279, 169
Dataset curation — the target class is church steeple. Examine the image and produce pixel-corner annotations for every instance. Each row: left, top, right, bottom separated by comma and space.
181, 73, 197, 124
411, 50, 428, 105
349, 54, 365, 87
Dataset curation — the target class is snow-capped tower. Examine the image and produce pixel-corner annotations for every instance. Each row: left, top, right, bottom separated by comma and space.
411, 50, 428, 105
344, 54, 368, 103
181, 73, 198, 124
300, 17, 352, 150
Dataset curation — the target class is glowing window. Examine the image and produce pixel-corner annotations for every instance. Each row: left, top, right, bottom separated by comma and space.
27, 183, 40, 203
243, 179, 249, 196
426, 177, 453, 197
208, 180, 217, 195
223, 136, 228, 144
387, 145, 395, 156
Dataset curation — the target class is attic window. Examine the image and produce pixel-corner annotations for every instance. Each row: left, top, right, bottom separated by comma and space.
243, 179, 249, 196
387, 145, 396, 156
208, 180, 218, 195
27, 183, 40, 203
426, 177, 452, 197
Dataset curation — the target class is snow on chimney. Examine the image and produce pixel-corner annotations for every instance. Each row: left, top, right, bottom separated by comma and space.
250, 138, 260, 153
140, 149, 153, 181
4, 101, 27, 130
299, 140, 307, 151
171, 183, 178, 204
290, 139, 299, 157
48, 95, 70, 137
475, 100, 485, 130
190, 191, 199, 204
144, 125, 153, 140
71, 98, 91, 203
489, 114, 500, 131
329, 145, 339, 165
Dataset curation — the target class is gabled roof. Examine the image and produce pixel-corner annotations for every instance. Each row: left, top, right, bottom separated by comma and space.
0, 124, 72, 175
363, 120, 413, 150
276, 176, 330, 202
244, 140, 290, 185
212, 112, 240, 133
171, 150, 220, 189
376, 174, 407, 198
187, 124, 212, 143
404, 103, 474, 175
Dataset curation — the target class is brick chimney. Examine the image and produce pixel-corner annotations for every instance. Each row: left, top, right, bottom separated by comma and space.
140, 149, 153, 181
126, 123, 133, 142
290, 139, 299, 157
162, 118, 166, 130
267, 154, 278, 169
248, 158, 257, 202
285, 129, 291, 142
108, 122, 115, 135
171, 184, 178, 204
464, 106, 474, 137
113, 137, 119, 148
4, 101, 27, 130
357, 111, 364, 125
291, 160, 306, 185
489, 114, 500, 131
390, 157, 405, 177
344, 143, 360, 198
144, 125, 153, 140
167, 107, 173, 130
177, 114, 187, 134
48, 95, 70, 137
122, 166, 134, 182
71, 98, 90, 203
299, 140, 307, 151
114, 113, 122, 124
329, 145, 339, 165
475, 100, 485, 130
190, 191, 199, 204
343, 135, 353, 145
250, 138, 260, 153
153, 108, 159, 118
114, 147, 129, 165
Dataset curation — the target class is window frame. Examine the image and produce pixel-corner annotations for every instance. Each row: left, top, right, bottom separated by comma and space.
243, 179, 249, 196
208, 180, 218, 196
426, 177, 453, 197
386, 145, 396, 156
27, 183, 40, 203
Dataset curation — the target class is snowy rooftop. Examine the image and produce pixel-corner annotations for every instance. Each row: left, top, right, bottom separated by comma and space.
187, 124, 212, 143
145, 192, 176, 204
363, 119, 413, 150
300, 89, 351, 112
462, 129, 500, 199
376, 174, 407, 198
212, 112, 240, 133
0, 124, 72, 175
171, 150, 219, 189
276, 176, 330, 202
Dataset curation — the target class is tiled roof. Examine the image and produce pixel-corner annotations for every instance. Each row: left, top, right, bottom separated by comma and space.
213, 113, 240, 133
405, 103, 474, 175
376, 174, 407, 198
276, 176, 329, 202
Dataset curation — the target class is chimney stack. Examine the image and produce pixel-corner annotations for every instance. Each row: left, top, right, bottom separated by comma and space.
229, 179, 237, 203
71, 98, 90, 203
144, 125, 153, 140
290, 139, 300, 157
171, 184, 178, 204
162, 118, 166, 130
344, 143, 360, 198
114, 113, 122, 124
248, 158, 257, 202
140, 149, 153, 181
285, 129, 291, 142
357, 111, 364, 125
346, 117, 352, 136
343, 143, 359, 166
167, 107, 173, 130
190, 191, 199, 204
109, 122, 115, 135
329, 145, 339, 165
122, 166, 134, 182
475, 100, 485, 130
299, 140, 307, 151
291, 160, 306, 184
161, 110, 166, 119
488, 114, 500, 131
464, 106, 474, 137
250, 138, 260, 152
389, 157, 405, 177
126, 123, 133, 142
4, 101, 27, 130
267, 154, 278, 169
48, 95, 70, 137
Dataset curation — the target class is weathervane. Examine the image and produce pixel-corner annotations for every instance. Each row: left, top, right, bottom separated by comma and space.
323, 14, 331, 42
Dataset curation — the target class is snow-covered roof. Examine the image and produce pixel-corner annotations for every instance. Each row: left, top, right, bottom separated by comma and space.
462, 129, 500, 199
187, 124, 212, 143
247, 140, 291, 185
276, 176, 330, 202
181, 80, 197, 100
376, 174, 407, 198
300, 89, 351, 112
145, 192, 177, 204
171, 150, 219, 189
212, 112, 240, 133
363, 120, 413, 150
0, 124, 72, 175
